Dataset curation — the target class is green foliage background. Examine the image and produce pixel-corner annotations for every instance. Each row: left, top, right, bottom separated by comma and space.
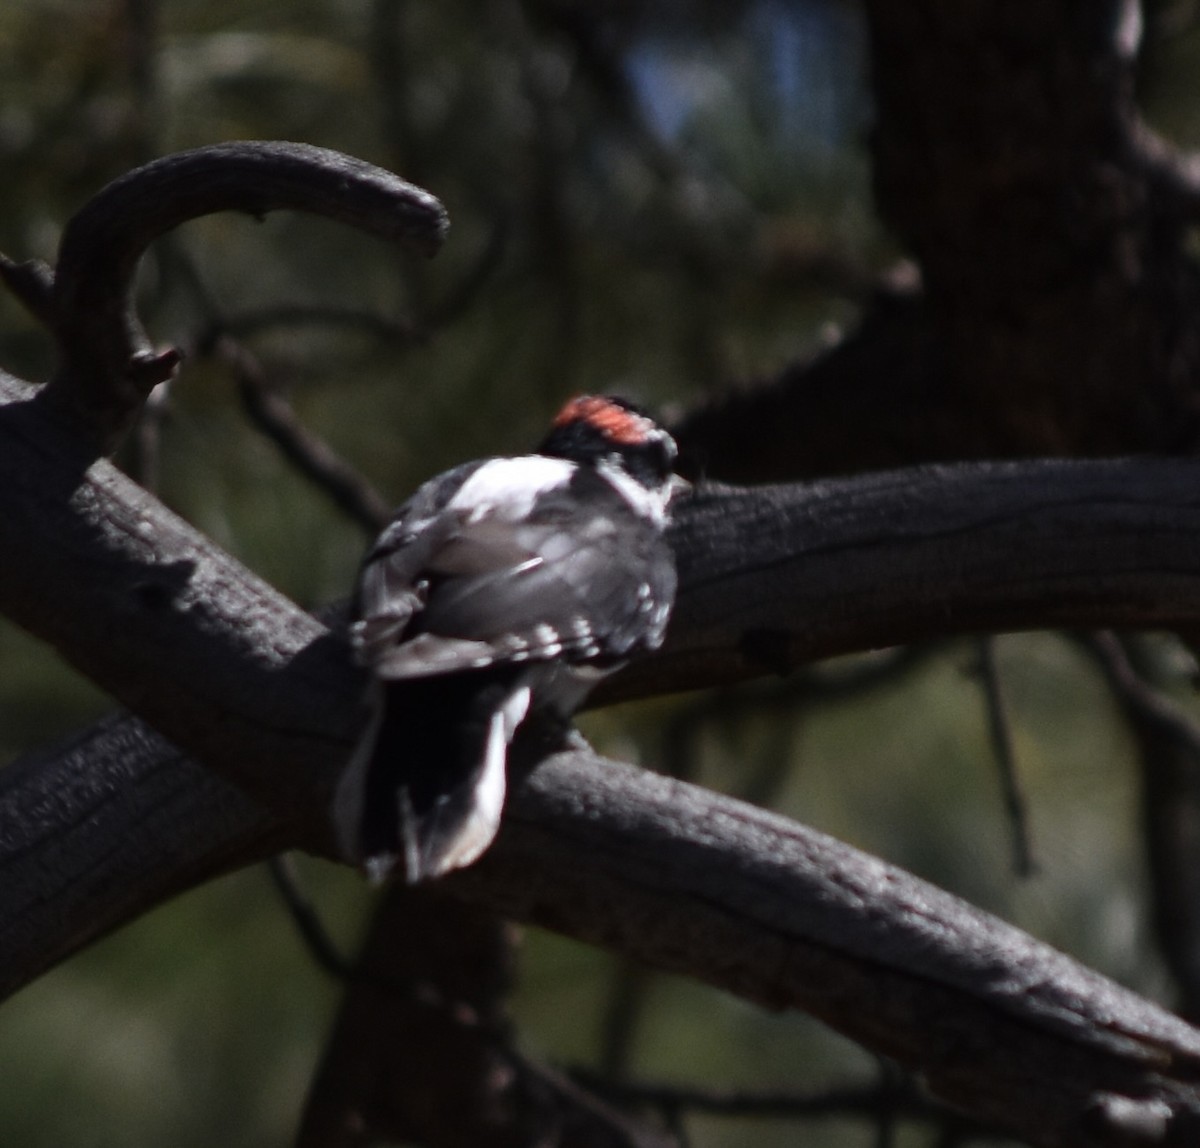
4, 2, 1200, 1144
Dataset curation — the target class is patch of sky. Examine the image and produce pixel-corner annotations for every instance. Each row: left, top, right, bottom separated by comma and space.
625, 0, 868, 155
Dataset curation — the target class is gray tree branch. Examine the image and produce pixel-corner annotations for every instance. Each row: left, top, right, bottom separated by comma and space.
8, 358, 1200, 1139
461, 748, 1200, 1147
8, 714, 1200, 1146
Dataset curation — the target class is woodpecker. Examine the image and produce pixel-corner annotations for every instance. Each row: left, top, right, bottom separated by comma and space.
334, 395, 685, 883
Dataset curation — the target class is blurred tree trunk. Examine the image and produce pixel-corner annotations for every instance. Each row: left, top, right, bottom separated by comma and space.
676, 0, 1200, 479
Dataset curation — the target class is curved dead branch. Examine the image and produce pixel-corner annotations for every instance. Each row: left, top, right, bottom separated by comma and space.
0, 142, 448, 450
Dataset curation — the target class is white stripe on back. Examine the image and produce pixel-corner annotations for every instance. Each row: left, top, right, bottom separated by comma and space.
446, 456, 575, 523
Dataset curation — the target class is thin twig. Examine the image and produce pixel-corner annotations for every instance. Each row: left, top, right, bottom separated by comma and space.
599, 961, 654, 1080
267, 855, 357, 980
873, 1058, 902, 1148
574, 1064, 1012, 1143
1086, 631, 1200, 759
972, 636, 1037, 878
425, 219, 510, 328
660, 645, 940, 799
570, 1068, 996, 1135
219, 303, 420, 347
216, 334, 393, 532
1084, 630, 1200, 1017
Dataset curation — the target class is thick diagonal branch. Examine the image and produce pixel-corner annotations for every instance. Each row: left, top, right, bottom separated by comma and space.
7, 719, 1200, 1146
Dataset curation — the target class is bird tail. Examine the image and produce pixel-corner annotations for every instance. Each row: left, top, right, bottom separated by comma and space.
333, 673, 530, 883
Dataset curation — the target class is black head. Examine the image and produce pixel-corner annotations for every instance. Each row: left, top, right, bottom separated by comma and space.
538, 395, 678, 489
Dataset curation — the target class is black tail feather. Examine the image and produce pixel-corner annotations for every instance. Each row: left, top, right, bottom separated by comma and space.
335, 671, 525, 882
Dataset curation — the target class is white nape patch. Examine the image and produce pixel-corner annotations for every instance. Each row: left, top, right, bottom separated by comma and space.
596, 459, 670, 525
447, 456, 575, 524
428, 685, 532, 877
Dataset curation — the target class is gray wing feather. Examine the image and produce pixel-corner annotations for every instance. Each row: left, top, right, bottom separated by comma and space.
353, 469, 675, 679
351, 461, 485, 667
